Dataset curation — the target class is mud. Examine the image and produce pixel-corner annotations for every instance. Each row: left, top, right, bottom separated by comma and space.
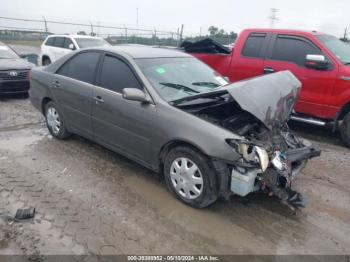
0, 97, 349, 256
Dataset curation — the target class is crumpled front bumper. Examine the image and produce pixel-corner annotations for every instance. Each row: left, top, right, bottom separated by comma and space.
264, 144, 321, 208
229, 143, 321, 209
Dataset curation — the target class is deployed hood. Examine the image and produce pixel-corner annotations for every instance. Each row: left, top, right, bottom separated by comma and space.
0, 58, 35, 71
225, 71, 301, 130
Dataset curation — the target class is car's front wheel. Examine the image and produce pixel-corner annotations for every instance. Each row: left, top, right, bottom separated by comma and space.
164, 146, 218, 208
45, 101, 70, 139
340, 111, 350, 148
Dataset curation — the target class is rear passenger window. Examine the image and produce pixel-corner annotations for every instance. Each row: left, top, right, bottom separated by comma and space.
99, 55, 142, 93
53, 37, 65, 48
242, 33, 266, 58
57, 52, 100, 84
45, 37, 54, 46
271, 36, 320, 66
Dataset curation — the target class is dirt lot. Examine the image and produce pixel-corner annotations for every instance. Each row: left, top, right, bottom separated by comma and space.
0, 96, 349, 258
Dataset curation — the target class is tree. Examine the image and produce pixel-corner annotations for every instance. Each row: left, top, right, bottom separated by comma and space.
208, 26, 219, 36
77, 31, 87, 35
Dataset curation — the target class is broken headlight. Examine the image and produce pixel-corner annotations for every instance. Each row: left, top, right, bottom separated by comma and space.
226, 140, 269, 172
271, 151, 288, 171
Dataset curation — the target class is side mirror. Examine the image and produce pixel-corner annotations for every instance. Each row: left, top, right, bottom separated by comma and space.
305, 54, 329, 70
68, 43, 76, 50
122, 88, 151, 103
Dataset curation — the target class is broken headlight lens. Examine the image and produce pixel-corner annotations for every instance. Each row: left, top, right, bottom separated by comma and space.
226, 140, 269, 172
271, 151, 288, 171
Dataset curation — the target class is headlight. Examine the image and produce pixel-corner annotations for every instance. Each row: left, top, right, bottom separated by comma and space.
271, 151, 288, 171
227, 140, 269, 172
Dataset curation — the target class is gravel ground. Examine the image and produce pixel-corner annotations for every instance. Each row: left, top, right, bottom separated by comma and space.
0, 96, 349, 259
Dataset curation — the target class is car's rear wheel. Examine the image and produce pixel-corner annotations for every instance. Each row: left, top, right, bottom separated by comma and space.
43, 57, 51, 66
164, 146, 218, 208
340, 111, 350, 148
45, 101, 70, 139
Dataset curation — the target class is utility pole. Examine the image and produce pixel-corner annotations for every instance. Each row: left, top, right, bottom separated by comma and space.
90, 21, 94, 36
136, 8, 139, 43
42, 16, 48, 34
268, 8, 279, 28
136, 8, 139, 27
179, 24, 184, 44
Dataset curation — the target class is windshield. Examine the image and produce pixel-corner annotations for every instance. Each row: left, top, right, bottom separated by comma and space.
136, 57, 229, 102
317, 35, 350, 64
0, 45, 19, 59
74, 38, 109, 48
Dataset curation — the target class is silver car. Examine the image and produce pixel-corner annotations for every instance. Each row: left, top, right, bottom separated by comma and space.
29, 46, 320, 209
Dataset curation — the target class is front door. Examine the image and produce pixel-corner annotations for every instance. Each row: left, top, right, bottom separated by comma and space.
92, 53, 156, 165
263, 34, 337, 118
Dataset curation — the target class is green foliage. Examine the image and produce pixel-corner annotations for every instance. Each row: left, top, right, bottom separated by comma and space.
185, 26, 237, 46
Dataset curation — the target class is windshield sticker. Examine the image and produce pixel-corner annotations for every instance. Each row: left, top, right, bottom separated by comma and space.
155, 67, 166, 74
215, 76, 229, 86
0, 46, 9, 50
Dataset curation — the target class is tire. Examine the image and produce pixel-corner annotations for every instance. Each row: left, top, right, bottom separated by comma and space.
340, 111, 350, 148
42, 57, 51, 66
45, 101, 70, 139
164, 146, 218, 208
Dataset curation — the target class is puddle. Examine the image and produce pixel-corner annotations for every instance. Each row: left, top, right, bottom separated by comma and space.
0, 129, 46, 152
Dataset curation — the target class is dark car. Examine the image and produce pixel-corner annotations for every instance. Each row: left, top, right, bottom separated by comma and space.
29, 46, 320, 210
0, 41, 35, 95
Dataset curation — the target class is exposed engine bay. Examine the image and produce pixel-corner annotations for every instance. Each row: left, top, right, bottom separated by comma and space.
172, 71, 321, 209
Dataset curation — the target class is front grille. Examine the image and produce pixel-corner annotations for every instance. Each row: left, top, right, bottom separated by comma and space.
0, 70, 29, 81
0, 81, 29, 93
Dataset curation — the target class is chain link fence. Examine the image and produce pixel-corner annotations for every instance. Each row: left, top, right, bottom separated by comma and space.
0, 16, 181, 47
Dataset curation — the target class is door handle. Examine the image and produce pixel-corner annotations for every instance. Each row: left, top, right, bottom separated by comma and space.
263, 67, 275, 74
94, 96, 104, 104
51, 80, 60, 88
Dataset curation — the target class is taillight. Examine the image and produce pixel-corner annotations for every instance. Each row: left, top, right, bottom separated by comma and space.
27, 70, 32, 81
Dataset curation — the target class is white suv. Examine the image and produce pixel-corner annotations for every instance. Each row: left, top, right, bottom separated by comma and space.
40, 35, 110, 65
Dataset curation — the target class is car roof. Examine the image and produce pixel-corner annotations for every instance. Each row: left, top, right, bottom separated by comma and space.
47, 34, 104, 39
101, 45, 191, 59
243, 28, 326, 36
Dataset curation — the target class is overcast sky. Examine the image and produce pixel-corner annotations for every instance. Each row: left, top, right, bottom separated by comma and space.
0, 0, 349, 37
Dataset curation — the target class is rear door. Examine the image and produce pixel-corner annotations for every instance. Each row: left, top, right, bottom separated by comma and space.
92, 53, 156, 165
263, 34, 337, 117
229, 32, 270, 82
53, 51, 102, 138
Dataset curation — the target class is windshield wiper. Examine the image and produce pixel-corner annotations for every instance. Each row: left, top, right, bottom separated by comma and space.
159, 82, 200, 94
192, 81, 220, 87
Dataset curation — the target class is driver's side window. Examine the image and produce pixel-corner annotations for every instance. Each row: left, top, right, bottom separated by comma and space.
99, 55, 142, 93
271, 35, 321, 66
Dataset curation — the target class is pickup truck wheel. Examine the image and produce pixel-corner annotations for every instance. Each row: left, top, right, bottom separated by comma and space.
164, 146, 218, 208
340, 112, 350, 148
45, 101, 70, 139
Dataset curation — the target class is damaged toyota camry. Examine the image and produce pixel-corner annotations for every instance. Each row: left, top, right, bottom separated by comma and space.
29, 46, 320, 209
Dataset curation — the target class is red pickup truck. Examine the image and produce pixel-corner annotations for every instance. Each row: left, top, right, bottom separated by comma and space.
186, 29, 350, 147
